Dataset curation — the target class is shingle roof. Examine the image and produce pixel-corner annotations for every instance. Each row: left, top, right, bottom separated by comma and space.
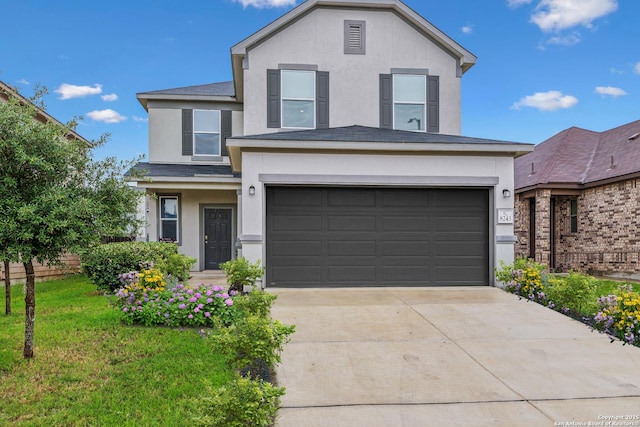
127, 162, 240, 178
137, 81, 235, 97
234, 125, 528, 146
515, 120, 640, 190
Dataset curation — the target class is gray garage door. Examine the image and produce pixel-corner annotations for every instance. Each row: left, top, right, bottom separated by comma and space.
266, 187, 489, 287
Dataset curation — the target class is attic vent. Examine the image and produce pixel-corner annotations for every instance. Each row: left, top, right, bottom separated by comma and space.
344, 20, 366, 55
628, 133, 640, 142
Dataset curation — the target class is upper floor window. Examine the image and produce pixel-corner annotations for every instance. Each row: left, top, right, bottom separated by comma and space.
380, 72, 439, 133
193, 109, 220, 155
393, 74, 426, 132
267, 68, 329, 129
281, 70, 315, 129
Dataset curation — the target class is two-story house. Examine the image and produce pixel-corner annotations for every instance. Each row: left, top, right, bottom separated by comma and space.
130, 0, 533, 288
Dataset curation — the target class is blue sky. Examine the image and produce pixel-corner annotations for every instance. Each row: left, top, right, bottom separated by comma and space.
1, 0, 638, 161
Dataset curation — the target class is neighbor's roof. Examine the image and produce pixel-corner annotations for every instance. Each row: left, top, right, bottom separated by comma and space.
136, 81, 237, 110
515, 119, 640, 191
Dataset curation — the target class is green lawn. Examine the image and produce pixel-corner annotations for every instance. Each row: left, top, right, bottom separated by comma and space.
0, 275, 233, 426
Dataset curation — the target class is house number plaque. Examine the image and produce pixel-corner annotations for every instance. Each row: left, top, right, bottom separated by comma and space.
497, 208, 514, 224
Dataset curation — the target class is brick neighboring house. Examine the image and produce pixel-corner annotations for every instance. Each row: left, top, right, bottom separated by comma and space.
514, 119, 640, 279
0, 80, 83, 284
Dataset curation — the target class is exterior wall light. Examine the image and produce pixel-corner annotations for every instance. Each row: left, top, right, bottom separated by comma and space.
248, 185, 256, 196
502, 189, 511, 198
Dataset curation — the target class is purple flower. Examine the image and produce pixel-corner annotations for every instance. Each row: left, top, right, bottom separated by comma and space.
186, 289, 194, 295
194, 292, 202, 299
188, 314, 194, 319
131, 306, 136, 311
206, 290, 213, 297
230, 290, 238, 296
188, 297, 197, 303
194, 307, 200, 313
206, 298, 213, 304
213, 285, 223, 292
179, 304, 186, 310
205, 312, 211, 318
198, 303, 204, 309
224, 299, 233, 306
222, 293, 229, 299
168, 298, 175, 303
164, 313, 170, 318
123, 307, 129, 312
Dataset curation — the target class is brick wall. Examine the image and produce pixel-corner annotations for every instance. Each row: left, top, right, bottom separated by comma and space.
515, 178, 640, 277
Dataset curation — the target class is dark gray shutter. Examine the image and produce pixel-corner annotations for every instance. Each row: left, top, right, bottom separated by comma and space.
316, 71, 329, 129
379, 74, 392, 129
182, 109, 193, 155
427, 75, 439, 133
267, 69, 281, 128
221, 110, 232, 157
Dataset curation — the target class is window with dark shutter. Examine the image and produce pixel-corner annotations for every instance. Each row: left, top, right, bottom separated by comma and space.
427, 75, 439, 133
379, 74, 392, 129
221, 110, 232, 156
267, 69, 281, 128
344, 20, 366, 55
182, 109, 193, 156
316, 71, 329, 129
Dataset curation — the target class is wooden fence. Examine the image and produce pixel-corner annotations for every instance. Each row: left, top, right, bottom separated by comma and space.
0, 254, 81, 285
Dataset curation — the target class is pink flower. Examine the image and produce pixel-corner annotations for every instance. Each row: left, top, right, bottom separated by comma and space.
188, 297, 197, 303
205, 312, 211, 318
224, 299, 233, 306
206, 290, 213, 297
194, 307, 200, 313
206, 298, 213, 304
188, 314, 194, 319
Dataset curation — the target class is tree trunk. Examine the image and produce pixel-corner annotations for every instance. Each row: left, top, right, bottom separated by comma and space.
4, 260, 10, 315
23, 260, 35, 359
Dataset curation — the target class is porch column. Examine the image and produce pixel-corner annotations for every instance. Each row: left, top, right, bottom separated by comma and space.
235, 189, 243, 258
535, 189, 552, 266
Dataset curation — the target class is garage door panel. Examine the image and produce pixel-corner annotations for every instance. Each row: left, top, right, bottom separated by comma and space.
328, 189, 376, 207
328, 241, 376, 256
382, 216, 429, 232
328, 266, 376, 281
382, 241, 429, 256
328, 215, 376, 231
267, 187, 488, 287
272, 215, 322, 232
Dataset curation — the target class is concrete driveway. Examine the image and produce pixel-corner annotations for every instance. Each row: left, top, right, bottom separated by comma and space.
270, 287, 640, 427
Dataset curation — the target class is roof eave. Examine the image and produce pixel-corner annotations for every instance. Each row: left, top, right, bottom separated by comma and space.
136, 93, 239, 110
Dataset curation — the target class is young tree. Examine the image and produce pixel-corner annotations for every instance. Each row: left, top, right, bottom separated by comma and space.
0, 86, 142, 358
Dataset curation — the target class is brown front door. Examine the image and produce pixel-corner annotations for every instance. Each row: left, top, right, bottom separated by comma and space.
204, 209, 232, 270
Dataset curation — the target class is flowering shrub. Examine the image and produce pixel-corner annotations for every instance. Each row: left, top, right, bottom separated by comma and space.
497, 258, 548, 305
594, 285, 640, 346
113, 282, 239, 327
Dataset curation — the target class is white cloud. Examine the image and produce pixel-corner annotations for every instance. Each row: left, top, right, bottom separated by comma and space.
17, 78, 30, 85
634, 62, 640, 74
530, 0, 618, 32
461, 25, 473, 34
101, 93, 118, 102
512, 90, 579, 111
546, 33, 581, 46
508, 0, 534, 7
55, 83, 102, 100
132, 115, 148, 123
595, 86, 627, 97
233, 0, 296, 8
86, 109, 126, 123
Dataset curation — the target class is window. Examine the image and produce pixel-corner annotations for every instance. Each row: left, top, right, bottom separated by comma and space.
193, 109, 220, 155
380, 72, 438, 132
159, 196, 179, 243
344, 20, 366, 54
570, 199, 578, 233
281, 70, 315, 129
267, 69, 329, 129
393, 74, 426, 131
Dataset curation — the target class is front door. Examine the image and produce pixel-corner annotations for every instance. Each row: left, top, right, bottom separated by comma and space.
204, 209, 232, 270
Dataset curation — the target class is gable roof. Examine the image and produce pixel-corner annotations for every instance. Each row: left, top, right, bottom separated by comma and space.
136, 81, 237, 110
0, 80, 88, 143
515, 120, 640, 191
230, 0, 477, 101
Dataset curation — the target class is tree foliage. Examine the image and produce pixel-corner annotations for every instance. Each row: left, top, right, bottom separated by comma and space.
0, 85, 143, 357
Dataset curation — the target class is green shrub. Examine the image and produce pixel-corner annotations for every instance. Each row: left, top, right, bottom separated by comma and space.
220, 257, 264, 293
547, 271, 598, 315
495, 256, 546, 285
232, 288, 278, 319
81, 241, 195, 291
210, 314, 295, 378
194, 374, 285, 427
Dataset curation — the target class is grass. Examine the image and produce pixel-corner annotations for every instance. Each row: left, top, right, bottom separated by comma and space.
0, 275, 233, 426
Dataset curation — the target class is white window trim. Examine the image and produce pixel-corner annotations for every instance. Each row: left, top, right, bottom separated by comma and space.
159, 195, 180, 244
392, 74, 427, 133
281, 70, 316, 130
193, 109, 221, 156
